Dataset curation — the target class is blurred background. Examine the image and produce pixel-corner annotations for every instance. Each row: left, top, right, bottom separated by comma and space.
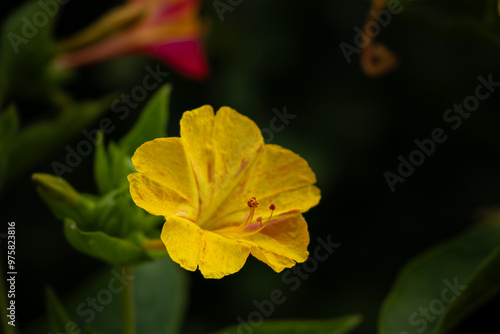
1, 0, 500, 333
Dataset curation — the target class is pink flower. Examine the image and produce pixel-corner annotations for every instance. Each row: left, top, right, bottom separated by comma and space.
58, 0, 209, 80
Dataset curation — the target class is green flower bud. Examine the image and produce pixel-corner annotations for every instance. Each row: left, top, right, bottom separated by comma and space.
32, 173, 80, 207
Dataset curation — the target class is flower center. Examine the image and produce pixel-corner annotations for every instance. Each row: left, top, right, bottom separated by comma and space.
214, 197, 275, 237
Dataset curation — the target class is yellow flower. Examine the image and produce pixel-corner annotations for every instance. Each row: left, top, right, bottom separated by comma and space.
128, 106, 320, 278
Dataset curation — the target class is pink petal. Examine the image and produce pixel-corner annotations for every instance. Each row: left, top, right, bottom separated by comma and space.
143, 39, 209, 80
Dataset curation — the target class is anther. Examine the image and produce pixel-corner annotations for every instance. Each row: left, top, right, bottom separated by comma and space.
247, 197, 259, 208
234, 197, 259, 232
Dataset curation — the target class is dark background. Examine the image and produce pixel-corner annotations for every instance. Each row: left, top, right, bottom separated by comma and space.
1, 0, 500, 333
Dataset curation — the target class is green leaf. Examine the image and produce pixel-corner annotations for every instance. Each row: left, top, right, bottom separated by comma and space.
119, 84, 171, 155
93, 140, 134, 195
93, 85, 171, 193
6, 96, 111, 185
94, 84, 171, 194
64, 257, 188, 334
378, 222, 500, 334
45, 287, 83, 334
33, 173, 81, 206
434, 246, 500, 333
0, 105, 19, 145
211, 315, 362, 334
35, 179, 90, 227
34, 172, 162, 262
94, 131, 112, 195
0, 0, 67, 104
91, 187, 159, 237
63, 219, 150, 265
134, 256, 188, 334
109, 142, 135, 190
36, 178, 165, 262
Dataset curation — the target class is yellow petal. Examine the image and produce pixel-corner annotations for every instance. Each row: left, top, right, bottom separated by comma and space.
180, 106, 264, 229
161, 216, 202, 272
212, 107, 264, 184
161, 215, 252, 278
197, 231, 252, 279
128, 137, 199, 219
179, 105, 215, 187
245, 213, 310, 272
248, 143, 320, 217
208, 107, 264, 213
216, 144, 320, 227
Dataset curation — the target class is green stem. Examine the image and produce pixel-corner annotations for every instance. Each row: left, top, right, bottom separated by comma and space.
0, 259, 18, 334
122, 266, 135, 334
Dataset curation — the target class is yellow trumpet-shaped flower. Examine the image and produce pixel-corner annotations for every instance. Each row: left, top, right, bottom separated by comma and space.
128, 106, 320, 278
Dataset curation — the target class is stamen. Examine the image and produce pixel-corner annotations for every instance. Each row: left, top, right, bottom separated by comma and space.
233, 197, 259, 232
247, 197, 259, 208
214, 199, 276, 238
237, 203, 276, 237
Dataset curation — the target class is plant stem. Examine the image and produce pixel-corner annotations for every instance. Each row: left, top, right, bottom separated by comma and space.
122, 266, 135, 334
142, 239, 165, 250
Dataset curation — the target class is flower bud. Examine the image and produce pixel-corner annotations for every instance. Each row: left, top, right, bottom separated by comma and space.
32, 173, 80, 207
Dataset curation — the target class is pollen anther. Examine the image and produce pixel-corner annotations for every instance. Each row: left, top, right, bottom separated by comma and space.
247, 197, 259, 208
